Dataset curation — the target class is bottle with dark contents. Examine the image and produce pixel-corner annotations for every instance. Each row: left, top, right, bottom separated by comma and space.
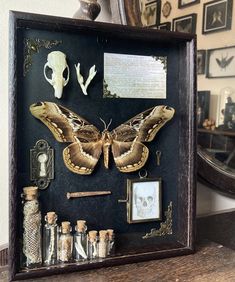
107, 229, 115, 256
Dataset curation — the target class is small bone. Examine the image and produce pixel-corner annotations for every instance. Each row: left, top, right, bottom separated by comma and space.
67, 191, 111, 199
75, 63, 97, 95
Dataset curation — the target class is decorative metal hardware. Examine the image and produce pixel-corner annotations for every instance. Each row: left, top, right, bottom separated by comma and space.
30, 140, 54, 190
24, 38, 62, 76
142, 201, 172, 239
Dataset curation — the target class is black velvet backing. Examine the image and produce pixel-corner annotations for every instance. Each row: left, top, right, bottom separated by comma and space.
16, 26, 181, 254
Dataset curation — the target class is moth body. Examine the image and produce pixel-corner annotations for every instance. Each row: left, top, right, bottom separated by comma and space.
102, 131, 112, 169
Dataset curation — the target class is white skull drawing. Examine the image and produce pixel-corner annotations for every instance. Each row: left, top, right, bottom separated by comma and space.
44, 51, 70, 99
134, 184, 156, 219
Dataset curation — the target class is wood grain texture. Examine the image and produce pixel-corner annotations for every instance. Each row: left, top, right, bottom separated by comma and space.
1, 241, 235, 282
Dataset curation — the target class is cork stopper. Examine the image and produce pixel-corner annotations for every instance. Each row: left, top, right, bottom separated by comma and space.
76, 220, 86, 232
46, 212, 57, 224
99, 230, 108, 241
23, 186, 38, 200
61, 221, 71, 233
88, 230, 97, 242
107, 229, 114, 239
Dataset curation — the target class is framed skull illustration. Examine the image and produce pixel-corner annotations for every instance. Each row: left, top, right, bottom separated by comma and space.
127, 178, 162, 223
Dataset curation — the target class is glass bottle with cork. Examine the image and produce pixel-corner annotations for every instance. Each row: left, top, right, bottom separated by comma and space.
58, 221, 73, 263
107, 229, 115, 256
87, 230, 98, 260
43, 211, 58, 266
98, 230, 108, 258
21, 186, 42, 268
74, 220, 88, 261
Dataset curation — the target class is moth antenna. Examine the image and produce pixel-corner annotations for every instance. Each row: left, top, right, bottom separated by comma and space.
106, 119, 112, 130
99, 117, 107, 129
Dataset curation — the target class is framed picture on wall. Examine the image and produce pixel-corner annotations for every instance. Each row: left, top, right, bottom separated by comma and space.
140, 0, 162, 27
197, 50, 206, 75
178, 0, 200, 9
172, 14, 197, 33
206, 46, 235, 78
157, 22, 171, 30
202, 0, 233, 34
197, 91, 210, 127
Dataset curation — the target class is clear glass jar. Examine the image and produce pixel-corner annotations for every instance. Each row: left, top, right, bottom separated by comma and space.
74, 220, 88, 261
22, 186, 42, 268
43, 212, 58, 266
58, 221, 73, 263
87, 230, 98, 260
107, 229, 115, 256
98, 230, 108, 258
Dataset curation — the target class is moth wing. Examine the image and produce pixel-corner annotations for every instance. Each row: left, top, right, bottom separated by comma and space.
112, 105, 175, 143
112, 140, 149, 173
226, 56, 234, 67
63, 140, 103, 175
30, 102, 101, 143
216, 58, 222, 68
110, 105, 174, 173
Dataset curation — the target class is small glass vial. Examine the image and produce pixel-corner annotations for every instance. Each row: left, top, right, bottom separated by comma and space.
98, 230, 108, 258
58, 221, 73, 263
74, 220, 88, 261
87, 230, 98, 260
22, 186, 42, 268
107, 229, 115, 256
43, 212, 58, 266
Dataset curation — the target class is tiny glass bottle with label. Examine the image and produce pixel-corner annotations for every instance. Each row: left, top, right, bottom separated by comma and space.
74, 220, 88, 261
58, 221, 73, 263
107, 229, 115, 256
98, 230, 108, 258
43, 212, 58, 266
21, 186, 42, 269
87, 230, 98, 260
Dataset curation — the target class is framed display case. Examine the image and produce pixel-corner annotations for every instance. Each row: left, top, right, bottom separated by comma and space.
9, 11, 196, 280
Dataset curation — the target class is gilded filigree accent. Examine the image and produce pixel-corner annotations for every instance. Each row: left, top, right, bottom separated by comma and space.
23, 38, 62, 76
152, 56, 167, 71
103, 79, 120, 98
142, 201, 172, 239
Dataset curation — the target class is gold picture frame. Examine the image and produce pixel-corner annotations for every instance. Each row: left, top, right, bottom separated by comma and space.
127, 178, 162, 224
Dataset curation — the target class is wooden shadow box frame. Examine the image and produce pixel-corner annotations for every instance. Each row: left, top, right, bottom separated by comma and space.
9, 11, 197, 281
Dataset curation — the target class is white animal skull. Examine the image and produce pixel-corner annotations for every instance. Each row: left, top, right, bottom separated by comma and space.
44, 51, 70, 99
134, 184, 156, 219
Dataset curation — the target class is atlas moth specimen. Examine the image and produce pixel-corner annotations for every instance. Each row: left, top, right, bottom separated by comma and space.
30, 102, 175, 175
44, 51, 70, 99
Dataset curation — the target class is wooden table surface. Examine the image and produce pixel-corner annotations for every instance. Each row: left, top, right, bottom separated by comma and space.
1, 240, 235, 282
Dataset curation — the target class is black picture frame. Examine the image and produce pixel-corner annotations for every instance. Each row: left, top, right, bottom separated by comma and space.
157, 22, 171, 30
202, 0, 233, 34
172, 13, 197, 33
138, 0, 162, 27
206, 46, 235, 78
9, 11, 196, 281
197, 50, 206, 75
178, 0, 200, 9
